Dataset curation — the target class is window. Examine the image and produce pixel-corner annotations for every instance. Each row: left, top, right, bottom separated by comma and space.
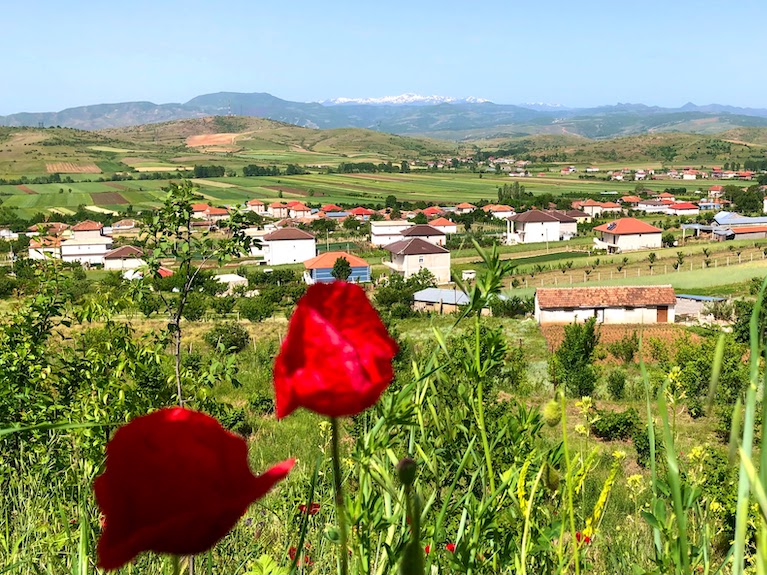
418, 256, 424, 264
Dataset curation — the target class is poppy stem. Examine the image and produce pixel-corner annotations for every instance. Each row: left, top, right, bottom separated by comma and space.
171, 555, 181, 575
330, 417, 349, 575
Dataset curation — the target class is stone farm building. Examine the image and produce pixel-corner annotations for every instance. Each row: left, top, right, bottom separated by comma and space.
534, 285, 676, 325
303, 251, 371, 284
383, 237, 451, 284
593, 218, 662, 253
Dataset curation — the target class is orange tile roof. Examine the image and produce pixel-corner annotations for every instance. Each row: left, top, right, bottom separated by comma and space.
72, 220, 103, 231
429, 217, 455, 227
536, 285, 676, 309
247, 199, 264, 205
593, 218, 662, 235
191, 203, 210, 211
732, 226, 767, 234
670, 202, 698, 210
303, 251, 369, 270
456, 202, 476, 209
422, 206, 445, 216
620, 196, 642, 203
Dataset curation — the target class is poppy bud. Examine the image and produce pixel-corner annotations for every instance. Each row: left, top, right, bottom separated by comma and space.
543, 399, 561, 427
397, 457, 417, 486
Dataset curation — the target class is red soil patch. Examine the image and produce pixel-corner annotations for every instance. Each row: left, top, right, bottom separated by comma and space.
186, 133, 238, 147
104, 182, 130, 191
263, 186, 310, 196
92, 191, 128, 205
541, 324, 700, 357
17, 185, 37, 195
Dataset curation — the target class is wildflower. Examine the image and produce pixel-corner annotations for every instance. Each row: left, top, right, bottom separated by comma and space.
94, 408, 294, 570
575, 531, 591, 544
446, 543, 456, 553
424, 544, 431, 554
273, 282, 398, 418
298, 502, 321, 515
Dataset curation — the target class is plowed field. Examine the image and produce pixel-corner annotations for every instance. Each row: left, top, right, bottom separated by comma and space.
46, 162, 101, 174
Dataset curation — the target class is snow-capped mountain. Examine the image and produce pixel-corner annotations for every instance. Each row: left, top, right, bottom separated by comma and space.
519, 102, 570, 111
320, 93, 490, 106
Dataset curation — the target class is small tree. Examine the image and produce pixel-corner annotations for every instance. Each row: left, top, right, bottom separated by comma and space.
552, 317, 601, 397
331, 257, 353, 281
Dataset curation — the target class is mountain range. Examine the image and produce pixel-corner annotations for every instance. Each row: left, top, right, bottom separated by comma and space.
4, 92, 767, 140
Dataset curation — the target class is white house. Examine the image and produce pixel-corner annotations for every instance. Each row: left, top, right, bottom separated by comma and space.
370, 220, 414, 246
28, 236, 63, 260
579, 199, 605, 218
103, 245, 145, 270
482, 204, 516, 219
455, 202, 477, 215
544, 211, 578, 239
667, 202, 700, 216
61, 236, 114, 265
506, 210, 562, 244
246, 199, 266, 215
383, 237, 451, 284
261, 228, 316, 265
268, 203, 290, 219
400, 224, 447, 246
288, 203, 312, 219
534, 285, 676, 325
428, 217, 458, 235
637, 200, 670, 213
593, 218, 663, 253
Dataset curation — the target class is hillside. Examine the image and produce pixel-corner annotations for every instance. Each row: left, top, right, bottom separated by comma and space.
0, 117, 460, 179
477, 131, 767, 164
6, 91, 767, 140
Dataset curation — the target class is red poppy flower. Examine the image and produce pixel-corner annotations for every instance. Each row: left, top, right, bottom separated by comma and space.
94, 408, 294, 570
424, 544, 431, 555
274, 282, 398, 419
288, 545, 314, 566
446, 543, 456, 553
298, 502, 321, 515
575, 531, 591, 544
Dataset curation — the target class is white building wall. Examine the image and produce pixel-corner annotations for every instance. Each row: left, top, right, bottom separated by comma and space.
516, 221, 560, 244
433, 224, 458, 234
264, 238, 316, 265
391, 253, 451, 284
559, 221, 578, 238
104, 258, 145, 270
370, 222, 413, 246
536, 305, 675, 324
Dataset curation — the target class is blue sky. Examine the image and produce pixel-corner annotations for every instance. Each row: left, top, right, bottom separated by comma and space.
1, 0, 764, 115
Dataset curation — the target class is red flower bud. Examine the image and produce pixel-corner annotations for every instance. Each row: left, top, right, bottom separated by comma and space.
274, 282, 398, 418
424, 544, 431, 555
446, 543, 456, 553
94, 408, 294, 570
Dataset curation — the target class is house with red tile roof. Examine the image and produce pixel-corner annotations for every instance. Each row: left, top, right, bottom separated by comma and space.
455, 202, 477, 214
349, 207, 375, 220
535, 285, 676, 324
383, 238, 451, 284
289, 203, 312, 219
246, 199, 266, 215
481, 204, 515, 219
428, 217, 458, 235
667, 202, 700, 216
422, 206, 445, 218
321, 204, 342, 212
593, 218, 663, 253
268, 202, 290, 219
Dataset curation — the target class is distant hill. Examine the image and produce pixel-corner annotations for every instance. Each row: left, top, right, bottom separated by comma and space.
5, 92, 767, 140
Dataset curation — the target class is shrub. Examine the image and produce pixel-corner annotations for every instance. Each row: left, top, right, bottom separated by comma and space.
607, 369, 626, 400
490, 296, 533, 318
138, 293, 162, 318
552, 317, 600, 397
181, 293, 209, 321
211, 295, 237, 315
590, 407, 640, 441
633, 426, 664, 468
203, 322, 250, 353
240, 296, 274, 322
607, 331, 639, 364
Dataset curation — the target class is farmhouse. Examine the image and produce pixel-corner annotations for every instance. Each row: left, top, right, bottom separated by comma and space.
28, 236, 63, 260
383, 237, 451, 284
268, 203, 290, 219
455, 202, 477, 214
544, 210, 578, 239
593, 218, 663, 253
564, 209, 591, 224
111, 218, 139, 234
422, 206, 445, 218
246, 199, 266, 215
667, 202, 700, 216
412, 287, 493, 315
637, 199, 669, 213
349, 207, 375, 220
303, 251, 371, 284
534, 285, 676, 325
428, 217, 458, 235
288, 203, 312, 219
482, 204, 516, 219
261, 228, 316, 265
579, 199, 605, 218
401, 224, 447, 246
103, 245, 145, 270
370, 220, 414, 246
506, 210, 563, 244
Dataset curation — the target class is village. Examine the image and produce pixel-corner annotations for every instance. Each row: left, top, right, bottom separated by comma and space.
3, 175, 764, 331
